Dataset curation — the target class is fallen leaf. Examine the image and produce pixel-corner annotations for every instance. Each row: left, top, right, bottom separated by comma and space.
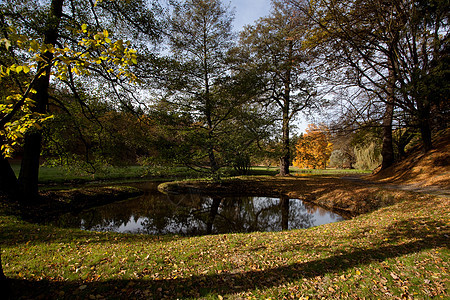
390, 272, 399, 280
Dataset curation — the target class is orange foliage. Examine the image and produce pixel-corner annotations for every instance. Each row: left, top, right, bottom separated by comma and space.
293, 124, 333, 169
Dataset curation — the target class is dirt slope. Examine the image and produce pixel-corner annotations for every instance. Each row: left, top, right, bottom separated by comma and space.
369, 129, 450, 188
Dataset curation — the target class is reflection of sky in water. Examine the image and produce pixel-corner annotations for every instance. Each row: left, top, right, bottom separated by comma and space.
58, 192, 344, 236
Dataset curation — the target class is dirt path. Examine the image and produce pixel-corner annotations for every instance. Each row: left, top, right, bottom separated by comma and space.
341, 175, 450, 198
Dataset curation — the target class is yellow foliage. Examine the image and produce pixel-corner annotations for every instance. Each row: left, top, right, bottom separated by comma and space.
0, 23, 139, 158
293, 124, 333, 169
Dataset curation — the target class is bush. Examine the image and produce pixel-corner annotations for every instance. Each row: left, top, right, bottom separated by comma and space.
354, 142, 382, 170
329, 150, 346, 168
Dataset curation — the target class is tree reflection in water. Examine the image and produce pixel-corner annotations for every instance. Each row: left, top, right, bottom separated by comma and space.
54, 185, 344, 235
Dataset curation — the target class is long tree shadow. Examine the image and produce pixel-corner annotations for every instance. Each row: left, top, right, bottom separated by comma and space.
8, 218, 449, 299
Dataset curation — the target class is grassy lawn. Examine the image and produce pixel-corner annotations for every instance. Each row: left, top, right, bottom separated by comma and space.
10, 163, 205, 185
1, 192, 448, 299
9, 162, 371, 187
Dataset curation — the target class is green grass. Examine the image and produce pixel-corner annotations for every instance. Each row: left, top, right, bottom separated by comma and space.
10, 163, 203, 185
9, 162, 371, 187
1, 192, 448, 299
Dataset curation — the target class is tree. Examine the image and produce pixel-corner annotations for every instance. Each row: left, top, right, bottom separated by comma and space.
0, 0, 158, 199
42, 92, 161, 173
16, 0, 64, 199
165, 0, 238, 177
0, 0, 161, 289
289, 0, 449, 159
237, 0, 317, 176
288, 0, 400, 169
293, 124, 332, 169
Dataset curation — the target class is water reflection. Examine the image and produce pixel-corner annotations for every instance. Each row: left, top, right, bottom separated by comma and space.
54, 184, 344, 235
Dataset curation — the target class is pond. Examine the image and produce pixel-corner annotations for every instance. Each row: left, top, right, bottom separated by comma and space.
54, 183, 345, 235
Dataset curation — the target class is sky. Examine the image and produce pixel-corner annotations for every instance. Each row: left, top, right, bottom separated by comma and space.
228, 0, 272, 31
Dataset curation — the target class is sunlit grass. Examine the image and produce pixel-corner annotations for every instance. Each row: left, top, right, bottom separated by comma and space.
251, 166, 372, 176
1, 192, 448, 299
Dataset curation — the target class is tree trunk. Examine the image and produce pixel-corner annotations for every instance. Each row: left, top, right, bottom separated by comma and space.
417, 100, 433, 152
206, 197, 221, 234
279, 155, 290, 176
279, 109, 290, 176
17, 0, 64, 200
381, 57, 395, 170
396, 128, 415, 158
208, 145, 219, 177
202, 29, 219, 178
0, 151, 18, 197
18, 133, 42, 200
279, 40, 293, 176
381, 101, 395, 170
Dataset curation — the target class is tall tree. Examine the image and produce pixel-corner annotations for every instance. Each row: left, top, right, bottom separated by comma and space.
237, 0, 317, 176
166, 0, 236, 177
17, 0, 64, 199
289, 0, 449, 159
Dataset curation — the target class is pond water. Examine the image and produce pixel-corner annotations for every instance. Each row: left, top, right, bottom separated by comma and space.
54, 183, 344, 235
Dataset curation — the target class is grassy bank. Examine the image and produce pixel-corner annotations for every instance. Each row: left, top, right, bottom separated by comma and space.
1, 191, 448, 299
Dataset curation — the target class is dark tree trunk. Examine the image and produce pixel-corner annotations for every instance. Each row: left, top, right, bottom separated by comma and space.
0, 152, 18, 197
279, 87, 290, 176
381, 101, 395, 170
203, 35, 219, 178
396, 128, 415, 158
418, 101, 433, 152
279, 155, 290, 176
381, 57, 396, 170
208, 144, 218, 178
18, 133, 42, 200
279, 40, 293, 176
17, 0, 64, 200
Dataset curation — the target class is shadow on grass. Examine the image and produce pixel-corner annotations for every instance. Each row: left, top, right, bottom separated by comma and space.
7, 218, 448, 299
0, 218, 181, 247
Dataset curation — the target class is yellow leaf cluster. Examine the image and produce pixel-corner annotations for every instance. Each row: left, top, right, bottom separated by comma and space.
0, 93, 52, 158
0, 23, 140, 158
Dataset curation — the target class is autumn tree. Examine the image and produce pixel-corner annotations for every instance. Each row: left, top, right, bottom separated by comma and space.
237, 0, 317, 176
293, 124, 332, 169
